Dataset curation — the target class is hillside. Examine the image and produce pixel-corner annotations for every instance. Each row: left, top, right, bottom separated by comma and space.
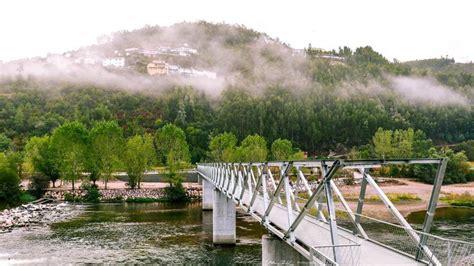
0, 22, 473, 161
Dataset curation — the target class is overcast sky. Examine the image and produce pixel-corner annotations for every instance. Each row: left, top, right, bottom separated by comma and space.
0, 0, 472, 63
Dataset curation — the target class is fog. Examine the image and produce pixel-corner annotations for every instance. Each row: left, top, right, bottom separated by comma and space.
389, 76, 469, 106
0, 22, 471, 107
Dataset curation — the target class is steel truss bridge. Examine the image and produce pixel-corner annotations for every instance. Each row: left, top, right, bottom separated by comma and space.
197, 159, 473, 265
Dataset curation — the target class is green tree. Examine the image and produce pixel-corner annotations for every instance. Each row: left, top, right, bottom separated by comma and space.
155, 124, 190, 187
90, 121, 124, 189
124, 134, 155, 189
24, 136, 61, 187
4, 151, 24, 179
238, 134, 268, 162
271, 138, 293, 160
373, 128, 393, 159
413, 147, 471, 184
208, 132, 238, 162
50, 122, 89, 190
392, 128, 415, 158
0, 133, 11, 152
0, 152, 21, 206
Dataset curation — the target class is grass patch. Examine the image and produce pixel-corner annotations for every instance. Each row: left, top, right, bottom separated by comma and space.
300, 192, 421, 204
441, 192, 474, 207
342, 192, 421, 203
385, 193, 421, 202
19, 192, 37, 204
125, 197, 167, 203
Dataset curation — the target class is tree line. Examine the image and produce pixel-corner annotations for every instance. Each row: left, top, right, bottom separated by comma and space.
1, 84, 472, 164
350, 128, 473, 184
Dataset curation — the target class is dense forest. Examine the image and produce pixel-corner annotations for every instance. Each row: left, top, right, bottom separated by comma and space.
0, 22, 473, 182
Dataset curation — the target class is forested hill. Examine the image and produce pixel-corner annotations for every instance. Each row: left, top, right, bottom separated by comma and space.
0, 22, 473, 162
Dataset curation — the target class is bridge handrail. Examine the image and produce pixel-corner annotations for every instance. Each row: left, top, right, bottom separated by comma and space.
310, 242, 361, 266
196, 159, 461, 265
315, 201, 473, 265
309, 199, 473, 245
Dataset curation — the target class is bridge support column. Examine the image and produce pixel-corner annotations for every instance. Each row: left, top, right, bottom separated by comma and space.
212, 188, 236, 244
262, 234, 308, 265
202, 178, 213, 210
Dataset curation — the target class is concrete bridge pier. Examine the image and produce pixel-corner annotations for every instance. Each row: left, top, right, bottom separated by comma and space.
212, 188, 236, 244
202, 178, 213, 210
262, 234, 308, 265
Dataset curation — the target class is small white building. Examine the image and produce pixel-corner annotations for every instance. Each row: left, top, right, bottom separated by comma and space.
291, 49, 306, 57
102, 57, 125, 68
178, 68, 193, 76
75, 57, 100, 65
141, 50, 160, 57
191, 69, 217, 79
124, 47, 139, 56
168, 64, 180, 75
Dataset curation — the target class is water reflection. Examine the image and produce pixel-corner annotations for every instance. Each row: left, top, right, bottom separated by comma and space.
407, 206, 474, 242
0, 202, 267, 264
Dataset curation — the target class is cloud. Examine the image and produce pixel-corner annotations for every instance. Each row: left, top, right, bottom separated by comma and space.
389, 76, 469, 106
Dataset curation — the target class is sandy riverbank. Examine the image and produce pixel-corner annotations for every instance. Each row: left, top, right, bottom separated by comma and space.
21, 179, 200, 190
336, 179, 474, 219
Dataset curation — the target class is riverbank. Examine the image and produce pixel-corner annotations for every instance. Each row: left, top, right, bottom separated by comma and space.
44, 187, 202, 202
20, 178, 474, 220
336, 179, 474, 220
0, 203, 82, 233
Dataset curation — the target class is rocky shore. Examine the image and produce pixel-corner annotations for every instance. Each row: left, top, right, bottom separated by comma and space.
0, 203, 82, 233
44, 187, 202, 201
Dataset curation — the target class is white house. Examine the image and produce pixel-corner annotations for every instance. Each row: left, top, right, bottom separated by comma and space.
168, 64, 180, 75
191, 69, 217, 79
102, 57, 125, 68
74, 57, 99, 65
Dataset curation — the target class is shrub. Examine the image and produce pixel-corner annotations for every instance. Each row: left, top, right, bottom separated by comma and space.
163, 184, 189, 202
64, 192, 81, 202
81, 183, 100, 203
0, 167, 21, 205
28, 174, 50, 198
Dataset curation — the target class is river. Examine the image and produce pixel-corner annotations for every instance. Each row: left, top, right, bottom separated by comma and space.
0, 203, 472, 264
0, 202, 266, 264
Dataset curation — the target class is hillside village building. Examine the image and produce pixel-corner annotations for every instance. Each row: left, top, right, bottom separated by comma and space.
74, 57, 100, 65
147, 60, 169, 76
102, 57, 125, 68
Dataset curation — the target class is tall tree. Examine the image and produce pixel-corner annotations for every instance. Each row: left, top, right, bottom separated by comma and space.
0, 133, 11, 152
24, 136, 61, 187
0, 152, 21, 206
123, 134, 155, 189
90, 121, 124, 189
50, 122, 89, 190
155, 124, 190, 187
271, 138, 294, 160
208, 132, 238, 162
238, 134, 268, 162
373, 128, 393, 159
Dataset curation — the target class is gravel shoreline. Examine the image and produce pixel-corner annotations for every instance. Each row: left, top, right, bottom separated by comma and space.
44, 187, 202, 201
0, 203, 82, 233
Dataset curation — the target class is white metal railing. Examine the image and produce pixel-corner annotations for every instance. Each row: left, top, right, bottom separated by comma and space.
310, 243, 361, 266
196, 159, 471, 265
315, 202, 474, 265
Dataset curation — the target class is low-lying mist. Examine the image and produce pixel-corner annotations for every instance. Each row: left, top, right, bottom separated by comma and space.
389, 76, 469, 106
0, 22, 472, 108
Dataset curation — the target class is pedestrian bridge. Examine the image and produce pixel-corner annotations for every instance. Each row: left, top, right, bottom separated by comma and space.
197, 159, 473, 265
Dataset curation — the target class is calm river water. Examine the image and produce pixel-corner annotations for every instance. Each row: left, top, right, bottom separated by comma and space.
0, 203, 266, 264
0, 203, 472, 264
